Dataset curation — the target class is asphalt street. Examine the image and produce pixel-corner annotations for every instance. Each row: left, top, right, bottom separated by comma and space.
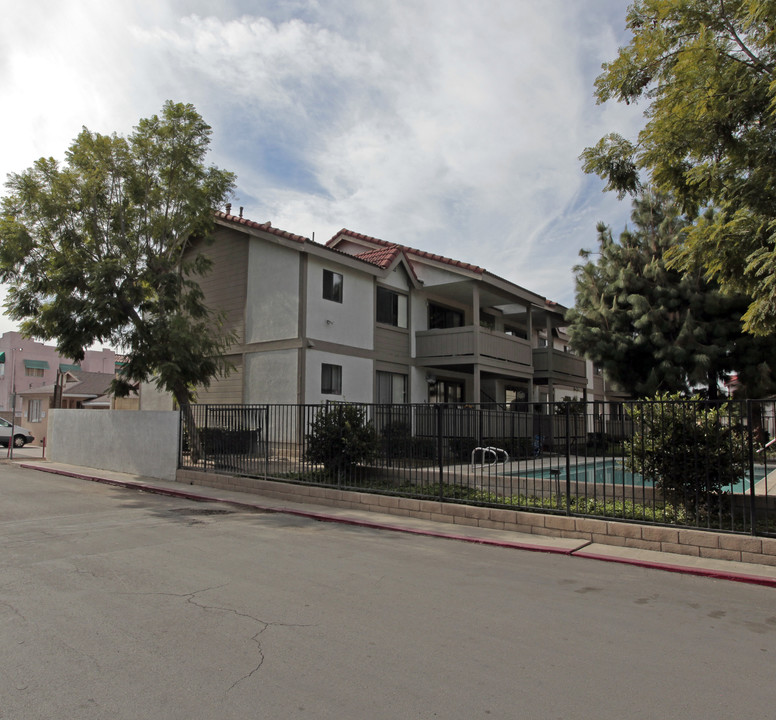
1, 463, 775, 719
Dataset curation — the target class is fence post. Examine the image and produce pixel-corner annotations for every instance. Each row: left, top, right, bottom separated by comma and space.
747, 399, 757, 535
203, 404, 209, 471
565, 401, 572, 515
264, 405, 270, 479
436, 404, 444, 502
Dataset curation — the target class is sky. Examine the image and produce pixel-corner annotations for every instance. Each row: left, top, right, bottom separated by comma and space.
0, 0, 644, 337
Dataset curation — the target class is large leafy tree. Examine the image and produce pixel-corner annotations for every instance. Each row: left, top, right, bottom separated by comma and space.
581, 0, 776, 335
0, 101, 236, 415
566, 191, 776, 398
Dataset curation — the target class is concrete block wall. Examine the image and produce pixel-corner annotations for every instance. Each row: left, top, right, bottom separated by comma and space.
176, 468, 776, 567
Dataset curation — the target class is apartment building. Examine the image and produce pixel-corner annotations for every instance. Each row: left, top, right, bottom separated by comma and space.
190, 212, 597, 408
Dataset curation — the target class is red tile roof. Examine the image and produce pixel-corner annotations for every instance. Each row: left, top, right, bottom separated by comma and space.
329, 229, 485, 274
352, 245, 421, 284
353, 246, 402, 268
214, 211, 309, 243
214, 214, 560, 308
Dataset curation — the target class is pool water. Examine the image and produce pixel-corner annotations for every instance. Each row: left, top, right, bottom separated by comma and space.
520, 462, 767, 494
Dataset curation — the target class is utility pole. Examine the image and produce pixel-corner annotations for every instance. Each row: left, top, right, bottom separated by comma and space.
6, 347, 23, 460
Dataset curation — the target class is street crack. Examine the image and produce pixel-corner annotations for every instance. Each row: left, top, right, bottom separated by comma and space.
122, 585, 316, 692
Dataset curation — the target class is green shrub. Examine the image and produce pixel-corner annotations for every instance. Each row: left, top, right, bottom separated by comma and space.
485, 436, 533, 459
444, 436, 478, 462
625, 393, 745, 513
305, 404, 380, 476
199, 427, 253, 455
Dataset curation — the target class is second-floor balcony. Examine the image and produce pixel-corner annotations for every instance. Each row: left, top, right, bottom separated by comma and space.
532, 347, 587, 384
415, 326, 533, 368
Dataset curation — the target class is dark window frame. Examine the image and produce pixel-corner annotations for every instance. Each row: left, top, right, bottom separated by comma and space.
322, 269, 343, 303
376, 370, 408, 404
321, 363, 342, 395
376, 287, 407, 328
428, 302, 464, 330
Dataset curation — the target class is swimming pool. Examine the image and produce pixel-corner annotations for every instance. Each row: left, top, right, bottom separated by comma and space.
516, 461, 767, 494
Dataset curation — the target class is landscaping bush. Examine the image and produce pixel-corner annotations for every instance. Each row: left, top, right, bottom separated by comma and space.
483, 437, 533, 459
199, 427, 254, 455
624, 393, 745, 513
574, 432, 623, 456
305, 404, 380, 476
444, 436, 479, 462
380, 422, 437, 462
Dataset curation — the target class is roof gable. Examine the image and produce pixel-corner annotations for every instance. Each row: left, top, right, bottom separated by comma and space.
351, 245, 420, 286
328, 229, 485, 275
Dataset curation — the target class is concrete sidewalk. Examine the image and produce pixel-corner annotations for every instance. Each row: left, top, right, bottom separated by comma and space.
14, 459, 776, 589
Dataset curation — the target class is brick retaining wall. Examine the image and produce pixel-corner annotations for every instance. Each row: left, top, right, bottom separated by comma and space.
176, 469, 776, 567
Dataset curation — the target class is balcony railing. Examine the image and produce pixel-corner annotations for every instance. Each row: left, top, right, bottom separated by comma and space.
415, 326, 533, 367
532, 348, 587, 382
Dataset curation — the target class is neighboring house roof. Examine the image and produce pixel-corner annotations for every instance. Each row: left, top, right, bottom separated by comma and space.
17, 370, 116, 401
64, 371, 115, 398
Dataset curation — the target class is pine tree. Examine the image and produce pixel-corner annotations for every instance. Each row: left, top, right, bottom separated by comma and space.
566, 191, 776, 398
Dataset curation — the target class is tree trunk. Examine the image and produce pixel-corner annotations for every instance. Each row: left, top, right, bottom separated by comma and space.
174, 388, 204, 465
707, 369, 719, 401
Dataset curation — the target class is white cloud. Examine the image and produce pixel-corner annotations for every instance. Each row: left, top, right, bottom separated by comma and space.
0, 0, 642, 336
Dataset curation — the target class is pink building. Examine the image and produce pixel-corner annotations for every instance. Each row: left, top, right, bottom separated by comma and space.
0, 331, 118, 422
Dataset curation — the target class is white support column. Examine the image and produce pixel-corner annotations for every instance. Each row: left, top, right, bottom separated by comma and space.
472, 284, 481, 403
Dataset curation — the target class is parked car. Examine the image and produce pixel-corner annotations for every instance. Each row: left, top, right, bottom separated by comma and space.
0, 417, 34, 447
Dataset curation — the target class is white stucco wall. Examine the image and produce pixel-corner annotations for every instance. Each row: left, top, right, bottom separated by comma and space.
411, 263, 467, 288
306, 257, 374, 350
244, 349, 299, 404
410, 366, 430, 403
47, 409, 180, 481
305, 350, 373, 404
246, 240, 300, 344
380, 265, 411, 291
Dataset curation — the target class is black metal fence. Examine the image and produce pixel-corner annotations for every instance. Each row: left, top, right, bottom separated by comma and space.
179, 399, 776, 537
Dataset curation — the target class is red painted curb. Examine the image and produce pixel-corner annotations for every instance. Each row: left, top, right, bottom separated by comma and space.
572, 551, 776, 589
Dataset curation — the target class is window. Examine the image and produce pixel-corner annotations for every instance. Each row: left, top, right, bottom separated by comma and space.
428, 379, 464, 403
321, 364, 342, 395
377, 371, 407, 404
504, 325, 527, 339
376, 287, 407, 328
428, 303, 463, 329
24, 359, 49, 377
27, 399, 42, 423
479, 311, 495, 330
323, 270, 343, 303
